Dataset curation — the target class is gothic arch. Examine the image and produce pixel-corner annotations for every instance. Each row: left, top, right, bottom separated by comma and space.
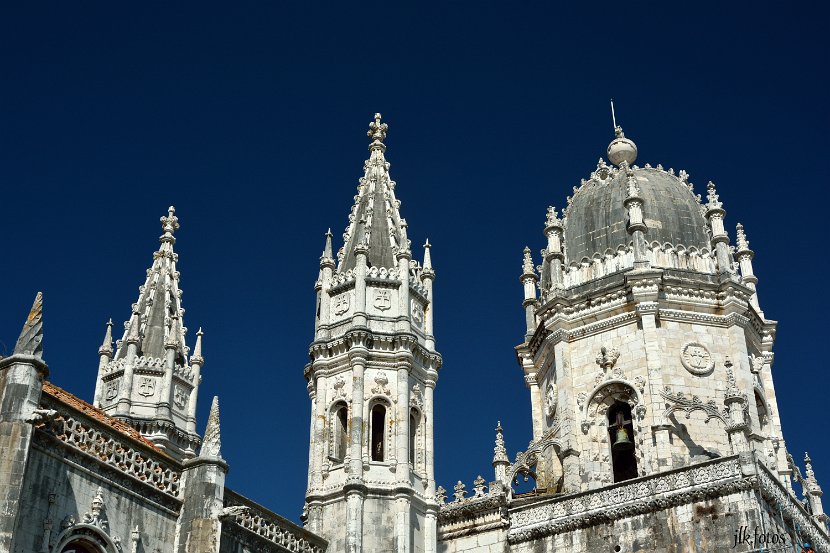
581, 381, 646, 486
507, 424, 565, 496
52, 524, 118, 553
366, 396, 392, 463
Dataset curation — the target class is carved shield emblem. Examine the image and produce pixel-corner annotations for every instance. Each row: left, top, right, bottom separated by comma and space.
104, 380, 119, 401
173, 385, 188, 409
411, 300, 424, 327
137, 377, 155, 397
333, 294, 351, 316
374, 289, 391, 311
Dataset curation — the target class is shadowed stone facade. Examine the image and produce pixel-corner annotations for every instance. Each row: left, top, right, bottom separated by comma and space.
2, 114, 827, 552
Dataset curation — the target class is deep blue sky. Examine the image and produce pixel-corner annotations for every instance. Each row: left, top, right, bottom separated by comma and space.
1, 2, 828, 521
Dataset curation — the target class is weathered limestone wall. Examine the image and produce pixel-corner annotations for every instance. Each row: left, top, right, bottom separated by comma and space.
14, 444, 179, 552
438, 527, 507, 553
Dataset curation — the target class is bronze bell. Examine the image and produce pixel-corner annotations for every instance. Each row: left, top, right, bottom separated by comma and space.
612, 426, 634, 452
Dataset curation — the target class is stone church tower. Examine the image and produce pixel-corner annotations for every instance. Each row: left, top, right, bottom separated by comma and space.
92, 206, 205, 460
304, 114, 442, 553
513, 125, 787, 496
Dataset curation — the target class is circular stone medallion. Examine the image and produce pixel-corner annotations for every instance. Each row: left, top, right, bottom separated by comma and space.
680, 341, 714, 375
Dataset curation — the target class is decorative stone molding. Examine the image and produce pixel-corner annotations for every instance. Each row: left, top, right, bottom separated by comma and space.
371, 371, 391, 395
508, 455, 749, 544
679, 341, 714, 375
595, 346, 620, 371
661, 386, 726, 425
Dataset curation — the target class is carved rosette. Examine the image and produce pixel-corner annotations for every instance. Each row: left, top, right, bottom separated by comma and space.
680, 341, 714, 375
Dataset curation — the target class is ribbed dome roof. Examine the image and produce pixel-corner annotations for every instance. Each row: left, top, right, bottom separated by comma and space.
563, 164, 710, 263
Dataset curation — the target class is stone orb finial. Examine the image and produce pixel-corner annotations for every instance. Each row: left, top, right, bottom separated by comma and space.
607, 126, 638, 167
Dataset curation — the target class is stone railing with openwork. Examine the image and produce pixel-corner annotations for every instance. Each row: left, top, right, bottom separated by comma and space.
33, 382, 182, 510
221, 489, 327, 553
436, 476, 509, 539
508, 454, 750, 544
756, 459, 830, 551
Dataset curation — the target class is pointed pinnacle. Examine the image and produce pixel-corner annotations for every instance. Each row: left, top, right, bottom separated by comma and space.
99, 318, 114, 356
423, 239, 433, 270
201, 396, 222, 458
14, 292, 44, 359
192, 327, 204, 360
322, 229, 333, 259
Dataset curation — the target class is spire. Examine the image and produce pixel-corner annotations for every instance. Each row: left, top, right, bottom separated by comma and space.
493, 421, 509, 465
322, 228, 333, 260
706, 181, 723, 211
423, 239, 433, 272
522, 247, 535, 277
337, 113, 409, 271
14, 292, 44, 359
113, 206, 190, 364
98, 319, 114, 357
192, 327, 204, 364
735, 223, 751, 253
201, 396, 222, 459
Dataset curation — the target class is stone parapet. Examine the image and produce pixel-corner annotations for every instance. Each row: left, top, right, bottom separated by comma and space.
221, 489, 327, 553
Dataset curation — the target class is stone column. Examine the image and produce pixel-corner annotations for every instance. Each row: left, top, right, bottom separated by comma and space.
312, 373, 328, 490
422, 241, 435, 351
159, 335, 177, 420
346, 341, 367, 553
396, 361, 411, 478
521, 247, 539, 338
524, 371, 543, 441
622, 162, 649, 269
353, 244, 369, 327
397, 224, 412, 334
735, 223, 763, 317
423, 378, 438, 553
704, 181, 733, 277
318, 230, 335, 339
186, 331, 203, 434
724, 369, 750, 454
395, 493, 411, 553
544, 206, 565, 291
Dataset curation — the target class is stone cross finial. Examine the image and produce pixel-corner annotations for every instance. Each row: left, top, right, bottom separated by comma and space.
435, 486, 447, 505
472, 475, 487, 498
14, 292, 44, 359
368, 113, 388, 147
160, 206, 180, 241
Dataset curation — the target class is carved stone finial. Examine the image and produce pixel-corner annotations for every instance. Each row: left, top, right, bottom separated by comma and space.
14, 292, 44, 359
160, 206, 180, 243
545, 206, 562, 229
191, 327, 204, 365
706, 181, 723, 210
595, 346, 620, 371
435, 486, 447, 505
422, 239, 433, 273
493, 421, 509, 465
735, 223, 751, 252
201, 396, 222, 459
322, 228, 334, 261
522, 247, 535, 276
608, 127, 638, 167
472, 475, 487, 498
453, 481, 467, 502
367, 112, 388, 150
82, 487, 107, 529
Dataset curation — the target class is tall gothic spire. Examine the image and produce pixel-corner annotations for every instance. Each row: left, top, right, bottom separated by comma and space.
201, 396, 222, 459
14, 292, 44, 359
113, 206, 189, 363
337, 113, 410, 271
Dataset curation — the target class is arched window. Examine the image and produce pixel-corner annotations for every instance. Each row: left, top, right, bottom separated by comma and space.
409, 408, 419, 465
333, 402, 348, 462
608, 401, 637, 482
370, 403, 386, 462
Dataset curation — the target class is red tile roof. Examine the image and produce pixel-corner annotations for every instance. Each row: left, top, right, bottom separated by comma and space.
42, 381, 168, 455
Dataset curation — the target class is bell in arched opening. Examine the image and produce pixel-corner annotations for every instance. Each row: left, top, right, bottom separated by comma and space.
607, 401, 637, 482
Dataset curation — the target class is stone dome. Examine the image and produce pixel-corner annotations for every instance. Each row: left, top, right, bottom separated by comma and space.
563, 164, 710, 263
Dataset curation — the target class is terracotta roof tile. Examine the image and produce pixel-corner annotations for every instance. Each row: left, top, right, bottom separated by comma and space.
42, 381, 168, 455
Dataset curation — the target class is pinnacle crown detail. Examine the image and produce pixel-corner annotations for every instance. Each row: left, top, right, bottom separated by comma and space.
368, 113, 388, 150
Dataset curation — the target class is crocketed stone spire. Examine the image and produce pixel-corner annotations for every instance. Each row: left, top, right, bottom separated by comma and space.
200, 396, 222, 459
95, 206, 204, 460
14, 292, 44, 359
337, 113, 410, 271
114, 206, 188, 363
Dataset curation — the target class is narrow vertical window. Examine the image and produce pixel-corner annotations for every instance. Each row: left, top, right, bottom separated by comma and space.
334, 403, 348, 461
371, 404, 386, 461
608, 401, 637, 482
409, 409, 418, 465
